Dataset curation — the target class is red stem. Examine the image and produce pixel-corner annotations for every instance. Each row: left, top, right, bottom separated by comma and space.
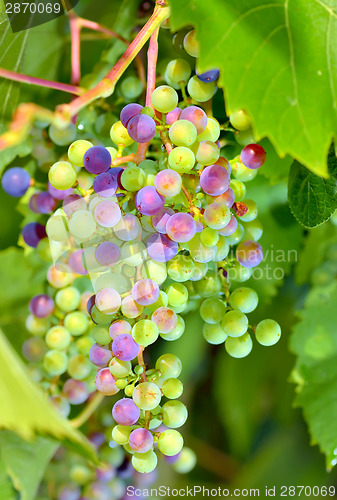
0, 68, 84, 95
69, 14, 81, 86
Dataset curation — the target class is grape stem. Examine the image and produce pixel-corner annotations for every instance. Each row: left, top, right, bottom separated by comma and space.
112, 154, 136, 167
0, 68, 84, 95
137, 346, 147, 383
70, 392, 105, 428
181, 183, 200, 217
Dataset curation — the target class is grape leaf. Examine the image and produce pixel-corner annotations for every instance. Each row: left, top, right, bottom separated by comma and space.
288, 148, 337, 228
0, 329, 97, 462
169, 0, 337, 177
258, 138, 293, 184
0, 432, 57, 500
0, 460, 15, 500
290, 282, 337, 466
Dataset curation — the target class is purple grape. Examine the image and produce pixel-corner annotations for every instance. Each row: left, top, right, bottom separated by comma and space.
22, 337, 47, 362
129, 428, 153, 453
135, 186, 165, 216
109, 320, 131, 340
29, 193, 40, 213
62, 194, 86, 216
112, 333, 139, 361
164, 453, 180, 464
214, 187, 235, 207
120, 103, 143, 127
112, 398, 140, 425
62, 379, 89, 405
117, 458, 134, 480
48, 182, 73, 200
58, 484, 81, 500
236, 240, 263, 268
93, 172, 118, 197
68, 249, 88, 275
94, 200, 121, 227
35, 191, 57, 214
88, 431, 105, 449
29, 294, 54, 318
114, 214, 141, 241
95, 368, 119, 395
1, 167, 30, 197
83, 146, 111, 174
89, 343, 112, 367
132, 279, 160, 306
109, 167, 123, 189
95, 241, 121, 266
218, 215, 238, 236
152, 208, 174, 234
127, 114, 156, 143
146, 233, 178, 262
166, 107, 182, 125
166, 212, 196, 242
240, 144, 266, 169
87, 294, 96, 315
196, 69, 220, 82
96, 463, 116, 482
179, 105, 207, 134
22, 222, 47, 247
200, 164, 230, 196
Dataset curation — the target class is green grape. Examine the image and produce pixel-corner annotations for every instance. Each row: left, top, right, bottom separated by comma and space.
69, 464, 92, 485
204, 203, 231, 230
197, 117, 220, 142
240, 199, 258, 222
55, 286, 81, 312
125, 384, 134, 397
158, 429, 184, 456
120, 75, 144, 99
230, 179, 246, 201
187, 76, 217, 102
165, 283, 188, 307
48, 161, 77, 190
69, 210, 96, 239
142, 260, 167, 285
221, 310, 248, 337
188, 234, 215, 264
91, 325, 110, 345
151, 85, 178, 113
37, 239, 52, 262
112, 425, 132, 445
190, 261, 208, 281
214, 236, 230, 261
229, 287, 258, 313
167, 255, 195, 282
43, 349, 68, 376
145, 291, 169, 313
194, 272, 221, 297
183, 30, 199, 57
255, 319, 281, 346
169, 120, 197, 147
134, 365, 144, 376
225, 333, 253, 358
67, 354, 92, 380
106, 146, 118, 162
200, 227, 219, 247
49, 123, 76, 146
124, 443, 136, 455
160, 315, 185, 341
76, 336, 94, 356
121, 166, 146, 191
132, 382, 161, 410
64, 311, 89, 336
229, 110, 251, 130
121, 296, 144, 319
243, 219, 263, 242
121, 241, 147, 267
156, 353, 182, 379
116, 379, 128, 389
68, 140, 93, 166
132, 450, 158, 473
172, 447, 197, 473
46, 213, 69, 243
196, 140, 220, 165
200, 297, 226, 324
235, 128, 255, 146
231, 159, 258, 182
228, 261, 252, 282
25, 314, 50, 336
168, 146, 195, 173
203, 322, 227, 344
226, 223, 245, 245
45, 326, 71, 350
132, 319, 159, 346
110, 121, 134, 146
162, 401, 188, 428
90, 305, 112, 325
165, 59, 191, 88
162, 378, 183, 399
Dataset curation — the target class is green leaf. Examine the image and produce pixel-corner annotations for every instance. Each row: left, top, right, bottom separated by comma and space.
0, 329, 97, 463
258, 138, 293, 184
0, 432, 57, 500
0, 141, 33, 177
288, 152, 337, 228
169, 0, 337, 177
0, 460, 16, 500
290, 282, 337, 466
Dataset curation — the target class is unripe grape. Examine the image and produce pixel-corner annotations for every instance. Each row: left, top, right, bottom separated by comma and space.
172, 447, 197, 473
255, 319, 281, 346
229, 110, 251, 130
221, 310, 248, 337
162, 378, 183, 399
193, 272, 221, 297
200, 297, 226, 324
183, 30, 199, 57
68, 354, 92, 380
240, 199, 258, 222
112, 425, 132, 445
121, 75, 144, 99
55, 286, 81, 312
158, 429, 183, 456
229, 287, 258, 313
197, 117, 220, 142
64, 311, 89, 336
156, 353, 182, 379
132, 319, 159, 346
162, 400, 188, 428
230, 179, 246, 201
45, 326, 71, 350
151, 85, 178, 113
49, 123, 76, 146
196, 141, 220, 165
132, 382, 161, 410
187, 76, 217, 102
68, 140, 93, 166
203, 323, 227, 344
225, 333, 253, 358
43, 350, 68, 376
160, 315, 185, 341
132, 450, 158, 473
49, 161, 77, 190
165, 59, 191, 88
168, 146, 195, 173
110, 121, 134, 146
169, 120, 197, 147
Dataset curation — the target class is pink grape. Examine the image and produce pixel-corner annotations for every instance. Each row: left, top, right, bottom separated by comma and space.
135, 186, 165, 216
166, 213, 196, 243
200, 164, 230, 196
154, 169, 182, 197
127, 114, 157, 143
120, 103, 143, 127
112, 333, 140, 361
95, 288, 121, 314
129, 428, 153, 453
29, 294, 54, 318
146, 233, 178, 262
94, 200, 121, 227
89, 343, 112, 367
132, 279, 160, 306
68, 249, 88, 275
95, 241, 121, 266
63, 379, 89, 405
166, 107, 182, 125
63, 194, 86, 216
179, 105, 207, 134
112, 398, 140, 426
151, 307, 178, 333
218, 215, 238, 236
109, 320, 131, 340
240, 144, 266, 169
114, 214, 141, 241
48, 182, 73, 200
236, 240, 263, 268
214, 187, 235, 207
95, 368, 119, 395
152, 208, 174, 233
